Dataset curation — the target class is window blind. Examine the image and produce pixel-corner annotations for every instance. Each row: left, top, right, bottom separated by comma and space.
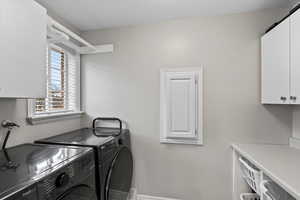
35, 46, 79, 114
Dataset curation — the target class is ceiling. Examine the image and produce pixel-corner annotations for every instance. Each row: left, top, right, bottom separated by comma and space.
35, 0, 288, 31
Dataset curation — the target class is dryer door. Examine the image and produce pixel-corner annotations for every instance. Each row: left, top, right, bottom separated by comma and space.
57, 185, 97, 200
105, 146, 133, 200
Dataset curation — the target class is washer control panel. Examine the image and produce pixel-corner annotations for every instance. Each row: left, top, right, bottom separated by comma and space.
37, 151, 94, 200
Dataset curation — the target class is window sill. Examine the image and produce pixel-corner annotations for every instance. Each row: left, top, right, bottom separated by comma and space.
27, 111, 84, 125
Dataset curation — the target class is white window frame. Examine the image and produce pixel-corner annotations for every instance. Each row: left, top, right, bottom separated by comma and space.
160, 68, 203, 145
27, 45, 83, 125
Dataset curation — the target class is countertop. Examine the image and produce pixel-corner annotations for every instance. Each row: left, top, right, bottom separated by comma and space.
232, 143, 300, 200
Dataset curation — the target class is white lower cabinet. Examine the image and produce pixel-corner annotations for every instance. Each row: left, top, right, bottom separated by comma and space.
0, 0, 47, 98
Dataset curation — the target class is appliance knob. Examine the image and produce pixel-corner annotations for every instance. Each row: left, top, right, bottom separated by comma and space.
55, 172, 70, 188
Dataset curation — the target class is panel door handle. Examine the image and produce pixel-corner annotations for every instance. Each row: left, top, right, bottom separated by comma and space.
290, 96, 297, 101
280, 96, 287, 101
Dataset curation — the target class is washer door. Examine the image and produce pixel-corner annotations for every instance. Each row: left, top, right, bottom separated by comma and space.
105, 147, 133, 200
57, 185, 97, 200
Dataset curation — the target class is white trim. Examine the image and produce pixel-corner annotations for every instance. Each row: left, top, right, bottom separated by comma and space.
160, 67, 203, 145
160, 138, 203, 145
128, 188, 138, 200
127, 188, 181, 200
137, 195, 181, 200
27, 99, 35, 119
289, 137, 300, 149
232, 148, 238, 200
27, 111, 84, 125
27, 44, 82, 125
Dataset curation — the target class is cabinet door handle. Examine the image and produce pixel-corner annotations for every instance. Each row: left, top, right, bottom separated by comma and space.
290, 96, 297, 101
280, 96, 287, 101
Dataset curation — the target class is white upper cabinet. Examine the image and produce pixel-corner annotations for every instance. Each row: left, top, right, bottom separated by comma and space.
261, 18, 290, 104
0, 0, 47, 98
291, 10, 300, 104
261, 7, 300, 105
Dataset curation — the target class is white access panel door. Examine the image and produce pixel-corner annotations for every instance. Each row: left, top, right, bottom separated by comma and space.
261, 17, 290, 104
165, 72, 197, 139
290, 10, 300, 105
0, 0, 47, 98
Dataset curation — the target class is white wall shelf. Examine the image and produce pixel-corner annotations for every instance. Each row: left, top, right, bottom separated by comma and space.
47, 16, 114, 55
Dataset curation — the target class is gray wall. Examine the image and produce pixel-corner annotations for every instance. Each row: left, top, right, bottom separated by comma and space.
0, 99, 83, 147
293, 108, 300, 139
81, 8, 292, 200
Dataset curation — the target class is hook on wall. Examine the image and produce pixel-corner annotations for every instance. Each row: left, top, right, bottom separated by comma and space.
1, 120, 20, 150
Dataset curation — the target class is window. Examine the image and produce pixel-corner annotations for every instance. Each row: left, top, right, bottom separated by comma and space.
27, 45, 82, 124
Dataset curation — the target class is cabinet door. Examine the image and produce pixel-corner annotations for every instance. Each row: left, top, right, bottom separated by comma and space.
0, 0, 47, 98
291, 10, 300, 104
165, 72, 198, 139
261, 18, 290, 104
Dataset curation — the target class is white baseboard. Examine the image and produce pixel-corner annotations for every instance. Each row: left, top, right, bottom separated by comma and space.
128, 188, 181, 200
128, 188, 138, 200
137, 194, 181, 200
